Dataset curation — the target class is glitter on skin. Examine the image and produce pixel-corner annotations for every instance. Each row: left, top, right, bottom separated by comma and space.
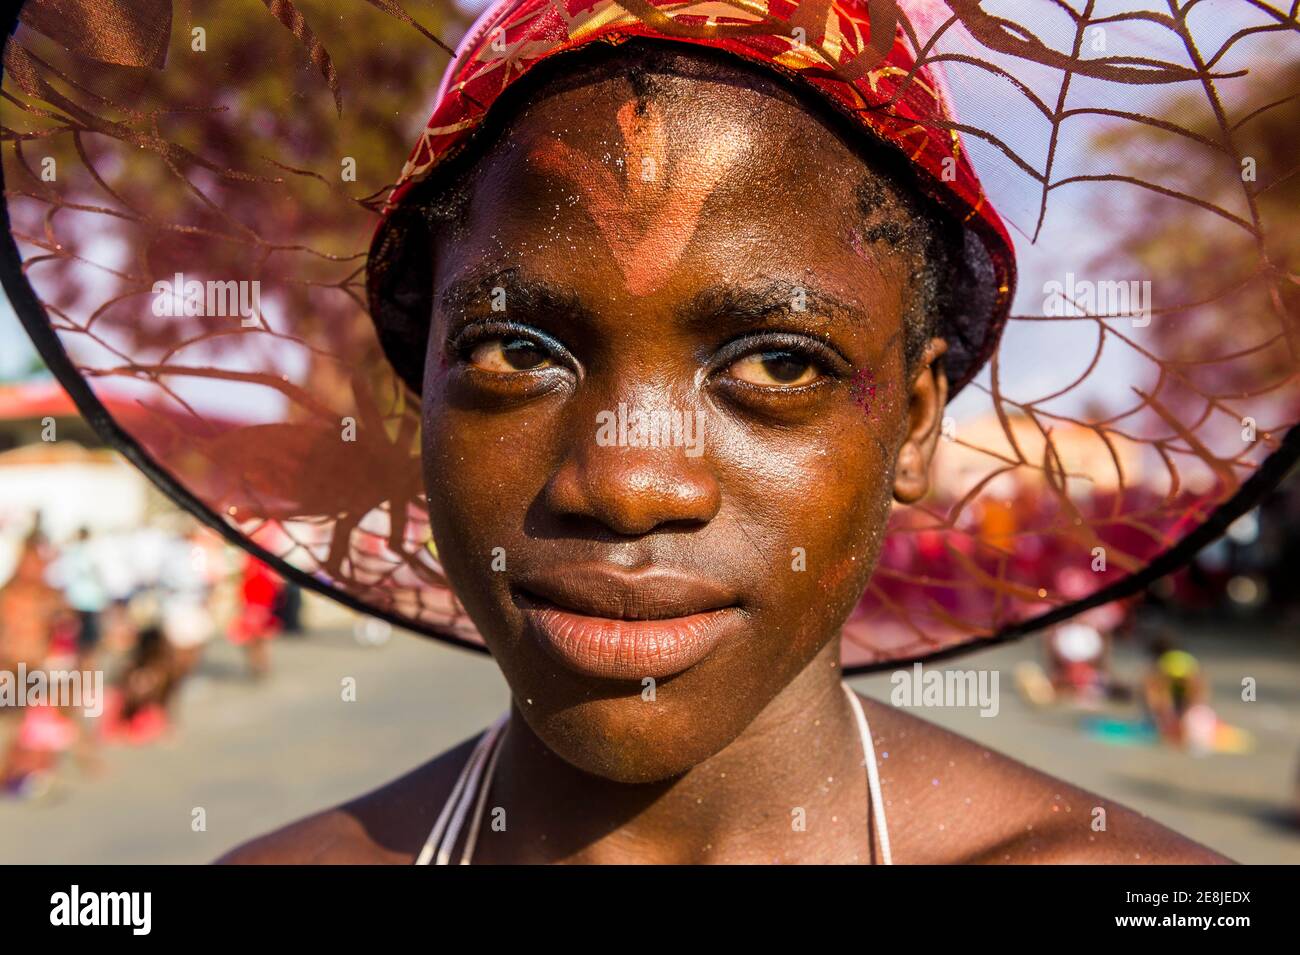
848, 366, 879, 418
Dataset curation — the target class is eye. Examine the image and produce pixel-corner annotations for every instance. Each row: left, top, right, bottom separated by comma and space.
466, 336, 554, 373
726, 349, 821, 388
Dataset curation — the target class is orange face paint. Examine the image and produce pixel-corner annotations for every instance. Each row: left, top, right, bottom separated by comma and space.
528, 100, 745, 297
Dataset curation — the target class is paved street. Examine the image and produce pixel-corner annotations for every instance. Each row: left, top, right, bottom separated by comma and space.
2, 614, 1297, 863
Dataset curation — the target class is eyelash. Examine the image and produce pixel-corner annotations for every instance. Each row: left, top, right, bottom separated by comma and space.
446, 322, 849, 389
448, 320, 574, 371
708, 333, 851, 390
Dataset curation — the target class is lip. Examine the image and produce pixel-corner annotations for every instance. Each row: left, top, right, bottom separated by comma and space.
514, 565, 743, 680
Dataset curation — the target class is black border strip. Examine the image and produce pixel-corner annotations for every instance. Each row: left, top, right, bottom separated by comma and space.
1, 4, 1296, 675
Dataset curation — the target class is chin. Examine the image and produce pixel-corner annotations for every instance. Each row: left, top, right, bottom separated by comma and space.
512, 677, 756, 783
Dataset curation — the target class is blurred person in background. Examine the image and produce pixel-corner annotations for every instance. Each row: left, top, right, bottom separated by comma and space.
229, 554, 282, 680
1045, 622, 1110, 703
274, 580, 304, 636
0, 525, 61, 676
100, 624, 176, 746
1016, 574, 1130, 710
159, 523, 221, 693
0, 525, 77, 796
96, 518, 229, 739
48, 526, 108, 670
1143, 641, 1212, 752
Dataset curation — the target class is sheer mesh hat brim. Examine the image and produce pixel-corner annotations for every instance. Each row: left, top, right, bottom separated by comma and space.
3, 0, 1298, 671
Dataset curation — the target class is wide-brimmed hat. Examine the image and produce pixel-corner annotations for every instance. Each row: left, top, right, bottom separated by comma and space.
367, 0, 1016, 399
2, 0, 1296, 671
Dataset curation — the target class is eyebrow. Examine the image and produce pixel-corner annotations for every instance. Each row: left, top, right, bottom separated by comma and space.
437, 267, 593, 327
681, 280, 860, 332
437, 270, 859, 334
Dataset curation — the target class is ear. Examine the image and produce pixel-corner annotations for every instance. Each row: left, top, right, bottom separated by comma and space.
893, 337, 949, 504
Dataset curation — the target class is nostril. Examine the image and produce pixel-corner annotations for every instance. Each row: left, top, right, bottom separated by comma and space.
542, 444, 721, 537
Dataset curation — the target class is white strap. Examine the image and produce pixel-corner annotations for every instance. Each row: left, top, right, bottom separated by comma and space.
414, 712, 507, 865
843, 684, 893, 865
436, 720, 501, 865
419, 691, 892, 865
459, 721, 506, 865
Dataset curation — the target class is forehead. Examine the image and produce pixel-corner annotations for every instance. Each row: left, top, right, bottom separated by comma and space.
433, 60, 911, 316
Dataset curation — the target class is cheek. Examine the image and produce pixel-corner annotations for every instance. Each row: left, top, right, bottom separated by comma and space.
716, 403, 899, 633
419, 399, 544, 605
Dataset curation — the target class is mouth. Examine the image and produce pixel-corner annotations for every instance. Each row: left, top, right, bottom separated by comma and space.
513, 565, 744, 681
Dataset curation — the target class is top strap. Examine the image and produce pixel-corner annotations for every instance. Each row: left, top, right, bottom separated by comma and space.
843, 684, 893, 865
414, 711, 508, 865
417, 687, 891, 865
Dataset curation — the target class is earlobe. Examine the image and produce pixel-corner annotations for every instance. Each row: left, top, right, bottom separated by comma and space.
893, 442, 928, 504
892, 337, 948, 505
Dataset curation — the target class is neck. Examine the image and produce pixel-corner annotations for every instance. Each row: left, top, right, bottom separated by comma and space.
475, 642, 873, 864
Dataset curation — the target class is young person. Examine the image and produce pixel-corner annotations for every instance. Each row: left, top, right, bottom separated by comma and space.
8, 0, 1282, 864
229, 29, 1221, 864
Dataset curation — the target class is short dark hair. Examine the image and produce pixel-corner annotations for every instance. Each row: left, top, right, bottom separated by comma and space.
377, 39, 976, 390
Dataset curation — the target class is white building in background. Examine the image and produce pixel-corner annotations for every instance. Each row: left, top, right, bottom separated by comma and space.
0, 379, 155, 584
0, 378, 357, 631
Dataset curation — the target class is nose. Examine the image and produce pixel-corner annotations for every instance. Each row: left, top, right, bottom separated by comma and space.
542, 405, 721, 537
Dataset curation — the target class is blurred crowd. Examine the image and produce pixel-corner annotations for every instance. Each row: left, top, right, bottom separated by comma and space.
0, 513, 299, 799
1010, 480, 1300, 826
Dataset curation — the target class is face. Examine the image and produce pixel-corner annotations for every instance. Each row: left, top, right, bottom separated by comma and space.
420, 59, 948, 782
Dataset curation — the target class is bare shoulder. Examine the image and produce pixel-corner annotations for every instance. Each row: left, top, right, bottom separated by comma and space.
856, 693, 1232, 865
216, 736, 478, 865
